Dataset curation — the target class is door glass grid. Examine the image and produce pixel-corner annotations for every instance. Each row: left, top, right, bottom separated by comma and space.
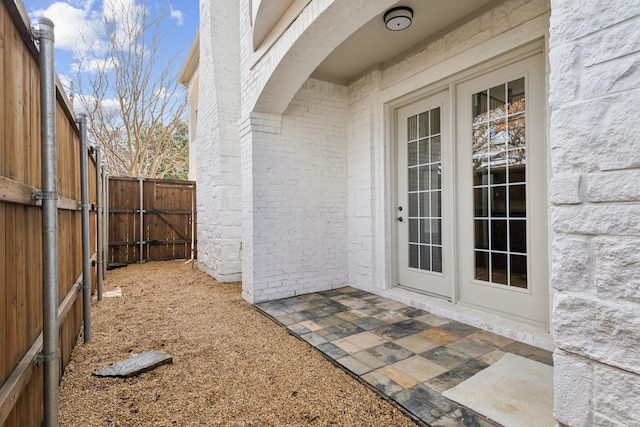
471, 78, 527, 288
407, 108, 442, 273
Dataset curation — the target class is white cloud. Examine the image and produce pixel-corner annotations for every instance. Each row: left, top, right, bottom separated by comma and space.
72, 57, 118, 73
75, 94, 123, 115
171, 8, 184, 26
30, 1, 101, 51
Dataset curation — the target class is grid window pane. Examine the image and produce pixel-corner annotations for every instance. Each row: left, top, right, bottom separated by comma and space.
471, 77, 528, 288
406, 106, 443, 273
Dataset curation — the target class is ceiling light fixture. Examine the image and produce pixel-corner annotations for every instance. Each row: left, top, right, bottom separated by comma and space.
384, 6, 413, 31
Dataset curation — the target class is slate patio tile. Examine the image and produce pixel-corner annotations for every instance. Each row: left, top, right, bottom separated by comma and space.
274, 314, 297, 326
477, 349, 505, 365
300, 331, 328, 347
336, 355, 373, 376
414, 312, 452, 327
410, 383, 455, 414
352, 316, 388, 331
333, 338, 364, 354
394, 333, 441, 354
316, 342, 349, 359
344, 331, 389, 350
297, 320, 324, 332
372, 310, 410, 324
338, 287, 360, 294
391, 390, 450, 424
314, 315, 345, 328
339, 298, 373, 310
361, 371, 405, 396
335, 310, 369, 322
317, 289, 342, 297
438, 321, 480, 337
424, 359, 489, 392
378, 365, 420, 388
355, 306, 385, 316
446, 337, 495, 358
372, 319, 430, 340
396, 306, 428, 318
502, 341, 554, 366
375, 300, 409, 311
390, 355, 449, 383
351, 350, 388, 370
366, 342, 414, 364
466, 330, 515, 348
286, 311, 312, 322
297, 293, 326, 302
288, 302, 317, 312
417, 328, 461, 346
288, 323, 311, 335
325, 322, 365, 338
420, 346, 470, 370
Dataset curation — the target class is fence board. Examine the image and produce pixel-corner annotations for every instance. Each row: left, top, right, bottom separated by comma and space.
108, 178, 196, 264
0, 0, 100, 425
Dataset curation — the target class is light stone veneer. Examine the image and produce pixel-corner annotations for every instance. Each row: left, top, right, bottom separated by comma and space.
193, 0, 640, 424
548, 0, 640, 425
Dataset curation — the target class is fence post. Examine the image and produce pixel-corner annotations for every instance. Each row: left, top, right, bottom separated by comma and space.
103, 169, 109, 274
77, 113, 92, 342
139, 177, 144, 263
94, 146, 103, 300
38, 17, 60, 427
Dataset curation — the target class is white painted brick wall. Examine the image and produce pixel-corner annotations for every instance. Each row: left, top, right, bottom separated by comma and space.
549, 0, 640, 424
345, 0, 551, 293
196, 0, 242, 282
242, 79, 349, 303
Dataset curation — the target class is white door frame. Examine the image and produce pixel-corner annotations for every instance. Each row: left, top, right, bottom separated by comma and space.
388, 42, 549, 329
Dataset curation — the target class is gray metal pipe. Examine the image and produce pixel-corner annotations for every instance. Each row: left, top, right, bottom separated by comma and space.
78, 113, 92, 342
94, 146, 103, 300
103, 168, 109, 277
139, 177, 144, 263
38, 17, 59, 427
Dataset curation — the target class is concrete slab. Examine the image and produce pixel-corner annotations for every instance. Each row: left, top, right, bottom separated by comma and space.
93, 351, 172, 378
443, 353, 554, 427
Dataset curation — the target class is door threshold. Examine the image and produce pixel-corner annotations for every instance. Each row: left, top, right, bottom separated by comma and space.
371, 286, 554, 351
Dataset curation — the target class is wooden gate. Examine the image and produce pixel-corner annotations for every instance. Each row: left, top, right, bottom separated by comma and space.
108, 177, 196, 265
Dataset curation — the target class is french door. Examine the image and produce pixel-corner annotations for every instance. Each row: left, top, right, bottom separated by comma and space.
396, 53, 548, 326
397, 91, 452, 299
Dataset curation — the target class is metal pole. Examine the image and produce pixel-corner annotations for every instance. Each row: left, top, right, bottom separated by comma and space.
38, 17, 59, 427
94, 146, 103, 300
77, 114, 92, 342
103, 169, 109, 276
139, 177, 144, 263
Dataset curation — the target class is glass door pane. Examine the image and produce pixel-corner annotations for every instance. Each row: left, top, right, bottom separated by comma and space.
471, 77, 528, 289
407, 107, 443, 273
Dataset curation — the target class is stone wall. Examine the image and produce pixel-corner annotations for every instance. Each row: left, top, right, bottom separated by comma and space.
548, 0, 640, 425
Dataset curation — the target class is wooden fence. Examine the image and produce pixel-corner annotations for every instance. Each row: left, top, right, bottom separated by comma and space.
0, 1, 100, 425
108, 177, 196, 265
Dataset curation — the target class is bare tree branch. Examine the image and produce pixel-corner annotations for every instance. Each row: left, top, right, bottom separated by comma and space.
73, 0, 188, 179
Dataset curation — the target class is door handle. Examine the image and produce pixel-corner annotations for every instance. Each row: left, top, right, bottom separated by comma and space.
397, 217, 404, 222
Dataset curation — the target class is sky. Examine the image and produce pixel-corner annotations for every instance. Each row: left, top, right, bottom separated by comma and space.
22, 0, 199, 96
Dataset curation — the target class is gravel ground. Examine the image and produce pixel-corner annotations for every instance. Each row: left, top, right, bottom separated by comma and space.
59, 261, 417, 427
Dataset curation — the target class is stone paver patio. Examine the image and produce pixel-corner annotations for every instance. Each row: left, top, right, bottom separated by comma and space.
256, 287, 554, 426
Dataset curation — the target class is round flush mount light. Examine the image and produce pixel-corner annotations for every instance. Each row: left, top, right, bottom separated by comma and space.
384, 6, 413, 31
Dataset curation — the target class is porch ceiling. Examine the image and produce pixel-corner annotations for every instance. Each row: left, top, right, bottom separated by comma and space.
310, 0, 498, 84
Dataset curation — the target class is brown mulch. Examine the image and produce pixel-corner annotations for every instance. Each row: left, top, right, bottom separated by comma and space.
59, 261, 417, 426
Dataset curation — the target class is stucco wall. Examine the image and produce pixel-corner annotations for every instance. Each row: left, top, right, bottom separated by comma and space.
548, 1, 640, 425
